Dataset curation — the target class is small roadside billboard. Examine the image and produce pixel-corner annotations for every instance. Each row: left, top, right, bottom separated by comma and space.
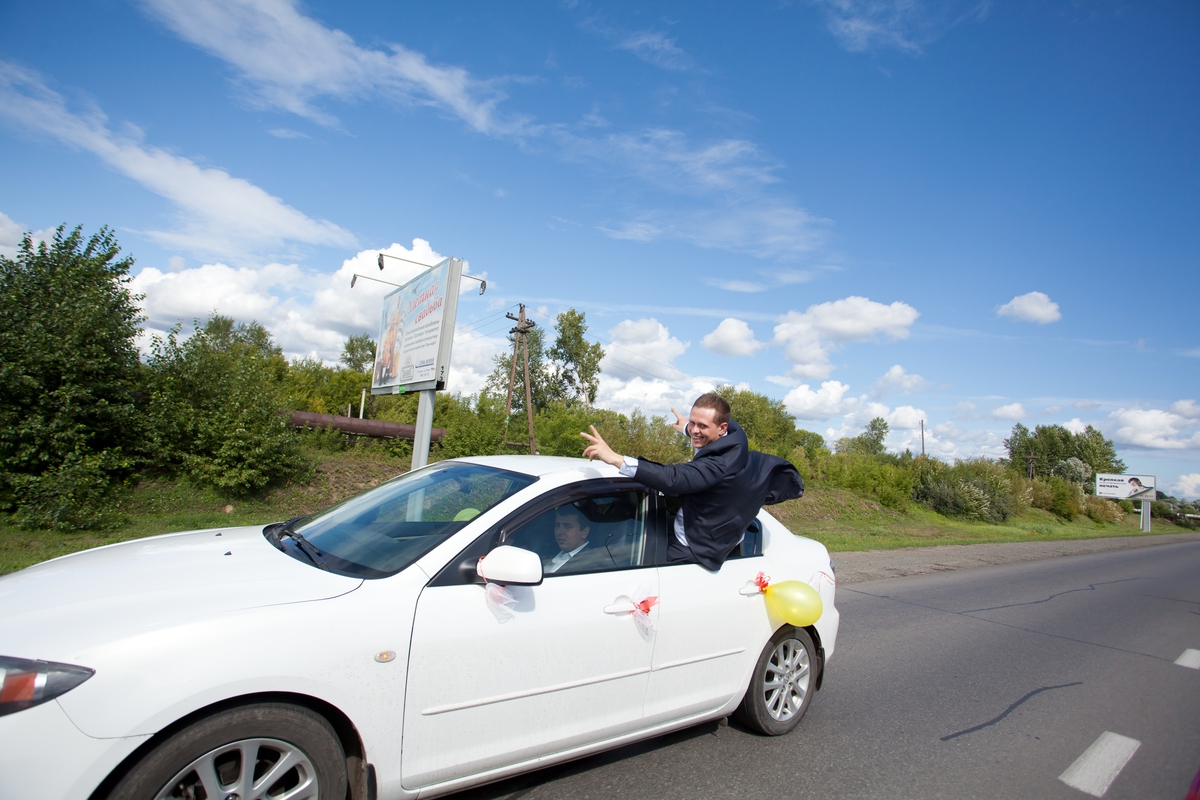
1095, 473, 1156, 502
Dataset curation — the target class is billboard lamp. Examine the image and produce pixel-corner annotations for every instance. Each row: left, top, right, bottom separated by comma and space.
375, 252, 486, 294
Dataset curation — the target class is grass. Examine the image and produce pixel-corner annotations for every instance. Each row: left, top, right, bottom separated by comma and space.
1, 449, 1190, 575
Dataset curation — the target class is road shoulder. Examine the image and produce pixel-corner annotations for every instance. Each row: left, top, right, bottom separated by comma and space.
833, 532, 1200, 584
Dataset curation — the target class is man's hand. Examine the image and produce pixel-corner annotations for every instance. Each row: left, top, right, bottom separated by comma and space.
580, 425, 625, 468
669, 407, 688, 434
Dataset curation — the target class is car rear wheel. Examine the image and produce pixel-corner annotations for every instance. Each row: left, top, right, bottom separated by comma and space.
106, 702, 347, 800
734, 626, 816, 736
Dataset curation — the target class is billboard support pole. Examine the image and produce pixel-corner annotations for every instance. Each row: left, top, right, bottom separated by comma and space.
1141, 499, 1151, 533
412, 389, 436, 470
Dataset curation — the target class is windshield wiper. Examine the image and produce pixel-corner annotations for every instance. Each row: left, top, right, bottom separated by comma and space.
266, 516, 329, 571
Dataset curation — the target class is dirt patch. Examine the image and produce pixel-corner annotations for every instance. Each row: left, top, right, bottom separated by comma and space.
832, 532, 1200, 584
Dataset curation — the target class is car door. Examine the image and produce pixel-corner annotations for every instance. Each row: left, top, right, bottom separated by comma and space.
643, 497, 775, 726
401, 480, 659, 790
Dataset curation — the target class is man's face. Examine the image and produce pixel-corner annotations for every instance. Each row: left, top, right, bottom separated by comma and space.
554, 513, 590, 552
688, 406, 728, 449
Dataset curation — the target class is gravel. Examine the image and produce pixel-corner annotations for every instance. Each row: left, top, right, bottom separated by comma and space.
831, 532, 1200, 584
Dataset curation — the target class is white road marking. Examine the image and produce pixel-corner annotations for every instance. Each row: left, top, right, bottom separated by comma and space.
1059, 732, 1141, 797
1175, 648, 1200, 669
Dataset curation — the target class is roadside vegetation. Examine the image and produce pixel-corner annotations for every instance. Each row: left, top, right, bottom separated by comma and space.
2, 225, 1195, 575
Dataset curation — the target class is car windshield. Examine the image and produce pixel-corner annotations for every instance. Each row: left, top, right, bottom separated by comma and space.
271, 462, 537, 579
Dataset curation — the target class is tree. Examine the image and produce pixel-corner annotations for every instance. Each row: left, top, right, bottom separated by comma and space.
1004, 423, 1123, 484
144, 315, 305, 495
837, 417, 889, 456
0, 225, 144, 528
340, 333, 376, 373
715, 385, 800, 459
485, 324, 558, 413
548, 309, 604, 408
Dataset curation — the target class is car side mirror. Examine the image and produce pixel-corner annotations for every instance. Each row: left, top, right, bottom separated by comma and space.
477, 545, 543, 586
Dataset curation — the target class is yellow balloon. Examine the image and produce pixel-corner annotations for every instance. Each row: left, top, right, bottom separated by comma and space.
763, 580, 823, 627
453, 508, 480, 521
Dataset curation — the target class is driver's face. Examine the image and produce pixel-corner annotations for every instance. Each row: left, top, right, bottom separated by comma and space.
554, 515, 590, 552
688, 406, 728, 449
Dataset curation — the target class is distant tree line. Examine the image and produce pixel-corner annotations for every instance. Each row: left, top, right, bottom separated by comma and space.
4, 225, 1187, 532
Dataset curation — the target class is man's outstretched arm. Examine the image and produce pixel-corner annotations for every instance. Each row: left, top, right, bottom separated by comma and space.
580, 425, 727, 494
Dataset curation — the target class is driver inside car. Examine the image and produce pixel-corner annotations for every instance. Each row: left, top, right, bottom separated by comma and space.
543, 505, 610, 574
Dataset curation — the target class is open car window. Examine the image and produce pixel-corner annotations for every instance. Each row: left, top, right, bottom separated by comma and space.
656, 494, 763, 562
429, 479, 652, 586
500, 490, 647, 576
277, 462, 536, 578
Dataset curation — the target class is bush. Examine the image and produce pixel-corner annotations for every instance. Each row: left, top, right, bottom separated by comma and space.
1085, 496, 1123, 524
1047, 477, 1082, 521
823, 453, 913, 511
144, 316, 308, 495
912, 458, 1015, 523
10, 452, 129, 530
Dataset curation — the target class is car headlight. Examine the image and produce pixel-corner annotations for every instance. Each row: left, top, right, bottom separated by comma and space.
0, 655, 94, 718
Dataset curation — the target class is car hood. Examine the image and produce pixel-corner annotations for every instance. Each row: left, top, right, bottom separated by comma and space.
0, 525, 362, 661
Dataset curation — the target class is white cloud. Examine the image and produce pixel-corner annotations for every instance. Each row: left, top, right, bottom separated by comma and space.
132, 239, 467, 365
615, 30, 696, 72
594, 375, 716, 419
0, 62, 355, 261
1169, 399, 1200, 419
1064, 417, 1087, 434
0, 210, 57, 259
872, 364, 929, 399
701, 318, 765, 357
1044, 405, 1061, 414
600, 318, 689, 382
268, 127, 309, 139
1173, 474, 1200, 500
773, 296, 920, 379
703, 278, 766, 293
1072, 399, 1100, 410
1108, 407, 1200, 450
991, 402, 1026, 420
811, 0, 991, 54
140, 0, 527, 135
782, 380, 854, 420
954, 401, 977, 415
996, 291, 1061, 324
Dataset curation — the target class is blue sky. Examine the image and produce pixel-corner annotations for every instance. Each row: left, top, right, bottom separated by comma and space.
1, 1, 1197, 494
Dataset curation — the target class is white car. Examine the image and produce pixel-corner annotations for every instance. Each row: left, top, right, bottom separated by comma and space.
0, 456, 839, 800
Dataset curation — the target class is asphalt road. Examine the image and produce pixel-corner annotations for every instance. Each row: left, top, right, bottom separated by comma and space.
450, 540, 1200, 800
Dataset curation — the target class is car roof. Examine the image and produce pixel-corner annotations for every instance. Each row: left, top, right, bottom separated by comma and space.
452, 454, 622, 478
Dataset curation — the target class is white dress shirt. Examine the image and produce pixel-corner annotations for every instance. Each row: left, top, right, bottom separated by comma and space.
545, 542, 589, 574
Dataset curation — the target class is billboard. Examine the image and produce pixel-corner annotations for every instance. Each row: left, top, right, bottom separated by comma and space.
1095, 473, 1157, 502
371, 258, 463, 394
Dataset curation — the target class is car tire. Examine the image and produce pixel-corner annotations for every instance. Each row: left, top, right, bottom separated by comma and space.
106, 702, 348, 800
734, 625, 817, 736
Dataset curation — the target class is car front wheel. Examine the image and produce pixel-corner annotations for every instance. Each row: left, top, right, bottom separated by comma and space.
735, 625, 817, 736
106, 702, 348, 800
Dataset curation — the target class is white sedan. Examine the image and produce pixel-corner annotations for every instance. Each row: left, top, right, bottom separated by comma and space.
0, 456, 839, 800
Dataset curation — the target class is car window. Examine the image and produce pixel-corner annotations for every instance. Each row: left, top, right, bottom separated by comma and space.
498, 490, 647, 576
278, 462, 537, 578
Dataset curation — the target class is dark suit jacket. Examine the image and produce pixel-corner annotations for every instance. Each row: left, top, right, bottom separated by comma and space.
542, 542, 615, 574
633, 419, 803, 571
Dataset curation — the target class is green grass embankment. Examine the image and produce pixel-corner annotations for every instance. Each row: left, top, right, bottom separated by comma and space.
1, 450, 1188, 575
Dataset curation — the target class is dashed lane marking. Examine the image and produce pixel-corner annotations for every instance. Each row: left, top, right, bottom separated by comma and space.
1175, 648, 1200, 669
1059, 732, 1141, 797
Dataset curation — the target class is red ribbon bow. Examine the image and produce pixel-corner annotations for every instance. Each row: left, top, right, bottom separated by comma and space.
636, 596, 658, 614
754, 571, 770, 593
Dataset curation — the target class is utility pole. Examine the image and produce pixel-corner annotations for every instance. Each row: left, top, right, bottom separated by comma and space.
919, 420, 925, 457
503, 304, 538, 454
1026, 454, 1038, 480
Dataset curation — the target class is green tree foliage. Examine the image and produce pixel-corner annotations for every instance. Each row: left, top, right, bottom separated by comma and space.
486, 324, 558, 412
0, 226, 143, 529
715, 384, 801, 459
283, 357, 369, 416
548, 309, 604, 407
144, 315, 306, 495
836, 417, 889, 456
340, 333, 376, 373
1004, 423, 1124, 486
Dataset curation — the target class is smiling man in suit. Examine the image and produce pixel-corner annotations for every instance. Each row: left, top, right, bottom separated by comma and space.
581, 393, 802, 571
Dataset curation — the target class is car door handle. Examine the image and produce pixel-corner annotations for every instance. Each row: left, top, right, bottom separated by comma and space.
604, 598, 637, 614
